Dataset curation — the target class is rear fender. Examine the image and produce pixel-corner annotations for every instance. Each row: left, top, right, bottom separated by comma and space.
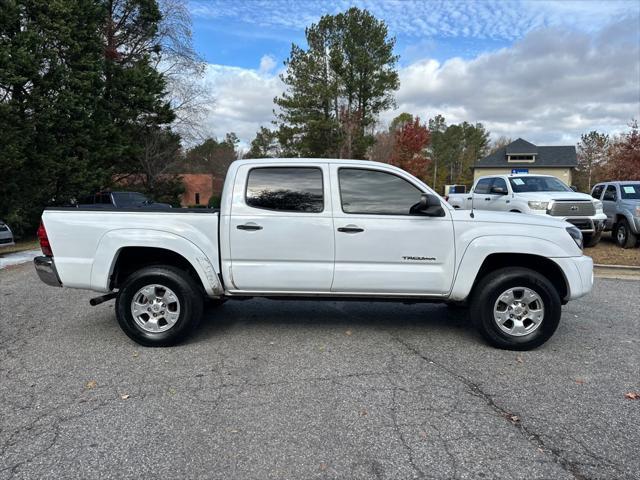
91, 229, 222, 296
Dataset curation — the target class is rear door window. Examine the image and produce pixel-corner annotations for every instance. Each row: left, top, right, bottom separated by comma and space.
246, 167, 323, 213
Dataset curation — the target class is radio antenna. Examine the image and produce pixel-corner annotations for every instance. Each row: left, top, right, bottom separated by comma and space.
469, 181, 475, 218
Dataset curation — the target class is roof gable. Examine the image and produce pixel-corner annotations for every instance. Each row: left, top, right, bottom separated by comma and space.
506, 138, 538, 154
477, 140, 577, 168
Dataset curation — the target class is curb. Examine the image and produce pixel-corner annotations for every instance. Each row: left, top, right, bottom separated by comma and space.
594, 264, 640, 280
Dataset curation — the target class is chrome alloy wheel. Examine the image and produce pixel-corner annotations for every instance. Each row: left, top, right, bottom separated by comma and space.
617, 225, 627, 244
130, 284, 181, 333
493, 287, 544, 337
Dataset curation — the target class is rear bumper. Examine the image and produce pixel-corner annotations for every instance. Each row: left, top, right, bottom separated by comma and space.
0, 231, 14, 247
34, 256, 62, 287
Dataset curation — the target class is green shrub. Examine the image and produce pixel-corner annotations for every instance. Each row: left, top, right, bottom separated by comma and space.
208, 196, 221, 208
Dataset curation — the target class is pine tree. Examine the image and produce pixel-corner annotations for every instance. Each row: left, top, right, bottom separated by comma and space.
0, 0, 108, 235
275, 8, 398, 159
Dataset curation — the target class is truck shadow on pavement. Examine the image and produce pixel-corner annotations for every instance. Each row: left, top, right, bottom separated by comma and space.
190, 298, 475, 345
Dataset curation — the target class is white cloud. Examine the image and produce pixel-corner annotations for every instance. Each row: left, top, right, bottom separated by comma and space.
385, 18, 640, 144
199, 20, 639, 146
200, 62, 283, 146
258, 54, 277, 74
190, 0, 637, 41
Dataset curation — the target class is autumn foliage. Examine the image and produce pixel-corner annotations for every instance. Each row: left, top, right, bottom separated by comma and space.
604, 120, 640, 180
388, 116, 431, 179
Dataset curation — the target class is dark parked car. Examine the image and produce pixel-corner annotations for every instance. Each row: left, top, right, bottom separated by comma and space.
76, 192, 172, 210
591, 181, 640, 248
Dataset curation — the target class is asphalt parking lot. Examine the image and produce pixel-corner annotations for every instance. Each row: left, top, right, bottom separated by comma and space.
1, 263, 639, 480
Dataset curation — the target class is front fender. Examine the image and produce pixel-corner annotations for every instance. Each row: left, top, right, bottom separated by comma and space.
449, 235, 571, 301
91, 229, 222, 296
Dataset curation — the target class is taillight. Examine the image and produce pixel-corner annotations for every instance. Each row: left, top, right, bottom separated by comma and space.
37, 220, 53, 256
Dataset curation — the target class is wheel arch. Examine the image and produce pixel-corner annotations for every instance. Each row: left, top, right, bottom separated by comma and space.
469, 253, 569, 302
90, 229, 223, 297
450, 236, 572, 303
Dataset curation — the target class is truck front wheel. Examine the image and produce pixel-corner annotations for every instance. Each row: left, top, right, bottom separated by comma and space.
615, 219, 637, 248
115, 266, 203, 347
470, 267, 561, 350
583, 231, 601, 248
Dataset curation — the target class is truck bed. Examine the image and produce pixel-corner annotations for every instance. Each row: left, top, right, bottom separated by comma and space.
42, 208, 221, 294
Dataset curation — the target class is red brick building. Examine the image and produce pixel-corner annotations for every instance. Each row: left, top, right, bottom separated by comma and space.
180, 173, 224, 207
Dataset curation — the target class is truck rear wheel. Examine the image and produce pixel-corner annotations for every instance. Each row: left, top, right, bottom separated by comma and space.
470, 267, 561, 350
615, 219, 637, 248
115, 265, 203, 347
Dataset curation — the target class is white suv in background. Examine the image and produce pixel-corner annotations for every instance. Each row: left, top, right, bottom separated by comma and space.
447, 174, 607, 247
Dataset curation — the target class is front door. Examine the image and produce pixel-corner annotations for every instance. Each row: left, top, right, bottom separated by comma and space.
602, 185, 618, 228
330, 166, 455, 295
229, 164, 334, 292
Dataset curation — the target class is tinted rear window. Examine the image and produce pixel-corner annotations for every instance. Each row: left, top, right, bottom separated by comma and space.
246, 167, 323, 213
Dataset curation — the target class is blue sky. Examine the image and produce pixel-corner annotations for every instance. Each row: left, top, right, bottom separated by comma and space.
186, 0, 640, 147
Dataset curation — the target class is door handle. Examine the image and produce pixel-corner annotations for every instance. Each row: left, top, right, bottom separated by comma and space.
484, 197, 491, 201
337, 226, 364, 234
237, 223, 262, 231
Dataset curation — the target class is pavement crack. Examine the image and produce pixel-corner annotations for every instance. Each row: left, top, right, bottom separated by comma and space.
388, 385, 427, 480
390, 334, 594, 480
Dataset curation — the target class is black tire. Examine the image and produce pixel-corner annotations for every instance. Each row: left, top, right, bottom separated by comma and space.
115, 265, 203, 347
583, 231, 601, 248
470, 267, 561, 350
614, 219, 637, 248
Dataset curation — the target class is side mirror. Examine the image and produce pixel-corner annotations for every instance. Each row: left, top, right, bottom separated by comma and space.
570, 185, 578, 192
490, 186, 507, 195
411, 193, 445, 217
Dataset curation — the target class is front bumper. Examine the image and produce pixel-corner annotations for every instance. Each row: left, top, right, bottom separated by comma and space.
553, 255, 593, 301
557, 213, 607, 234
34, 256, 62, 287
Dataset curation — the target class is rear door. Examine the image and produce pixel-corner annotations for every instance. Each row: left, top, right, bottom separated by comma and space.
228, 163, 334, 292
330, 165, 455, 295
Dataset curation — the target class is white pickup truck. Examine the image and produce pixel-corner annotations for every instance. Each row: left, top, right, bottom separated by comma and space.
34, 159, 593, 350
447, 174, 607, 247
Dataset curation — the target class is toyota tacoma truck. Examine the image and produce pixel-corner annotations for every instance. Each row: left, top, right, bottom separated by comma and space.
447, 174, 607, 247
34, 159, 593, 350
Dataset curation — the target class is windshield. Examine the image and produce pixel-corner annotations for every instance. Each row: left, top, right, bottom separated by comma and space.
620, 184, 640, 200
112, 192, 149, 206
508, 176, 572, 193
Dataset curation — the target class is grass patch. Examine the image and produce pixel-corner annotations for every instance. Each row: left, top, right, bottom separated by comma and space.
0, 239, 39, 256
587, 234, 640, 266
